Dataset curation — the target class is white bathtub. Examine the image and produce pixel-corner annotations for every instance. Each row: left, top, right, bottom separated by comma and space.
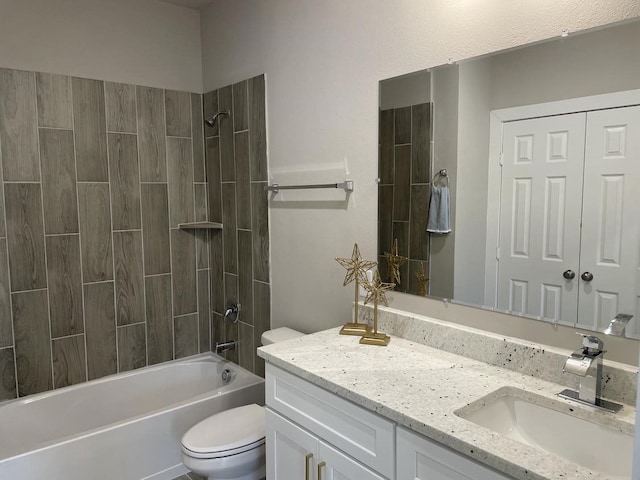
0, 353, 265, 480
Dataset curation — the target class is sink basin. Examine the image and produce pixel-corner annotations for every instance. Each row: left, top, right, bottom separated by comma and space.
455, 387, 633, 479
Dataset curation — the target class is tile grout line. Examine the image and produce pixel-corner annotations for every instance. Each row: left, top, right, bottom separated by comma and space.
102, 80, 122, 375
188, 91, 200, 355
70, 75, 90, 386
33, 72, 56, 392
0, 76, 18, 398
135, 85, 150, 370
163, 88, 177, 361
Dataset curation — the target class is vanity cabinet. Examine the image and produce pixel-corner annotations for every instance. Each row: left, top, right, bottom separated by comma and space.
266, 409, 385, 480
266, 364, 517, 480
265, 364, 394, 479
396, 426, 512, 480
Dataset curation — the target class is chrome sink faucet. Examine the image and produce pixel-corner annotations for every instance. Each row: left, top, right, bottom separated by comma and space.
563, 334, 604, 404
559, 333, 622, 412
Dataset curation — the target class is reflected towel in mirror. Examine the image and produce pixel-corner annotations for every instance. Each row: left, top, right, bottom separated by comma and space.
426, 185, 451, 234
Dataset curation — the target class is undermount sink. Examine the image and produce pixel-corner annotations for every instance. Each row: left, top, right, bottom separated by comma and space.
454, 387, 634, 480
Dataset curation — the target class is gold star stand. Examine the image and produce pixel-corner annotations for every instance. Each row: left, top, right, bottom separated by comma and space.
360, 269, 394, 346
384, 238, 408, 286
335, 243, 377, 335
416, 262, 429, 296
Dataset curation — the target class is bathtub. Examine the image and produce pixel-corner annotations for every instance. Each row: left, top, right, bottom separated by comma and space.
0, 353, 264, 480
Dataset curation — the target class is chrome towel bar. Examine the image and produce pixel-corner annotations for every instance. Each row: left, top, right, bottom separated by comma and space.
265, 181, 354, 194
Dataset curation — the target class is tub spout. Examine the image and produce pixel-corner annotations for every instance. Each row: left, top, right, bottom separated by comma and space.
215, 340, 236, 354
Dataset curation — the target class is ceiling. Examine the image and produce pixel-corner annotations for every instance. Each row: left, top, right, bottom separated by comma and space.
158, 0, 215, 10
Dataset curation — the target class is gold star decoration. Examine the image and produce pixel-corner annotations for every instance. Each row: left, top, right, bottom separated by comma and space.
384, 238, 408, 285
335, 243, 377, 286
362, 268, 396, 308
416, 262, 429, 296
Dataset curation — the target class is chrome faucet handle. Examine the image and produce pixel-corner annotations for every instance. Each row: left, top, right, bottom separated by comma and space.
576, 333, 604, 355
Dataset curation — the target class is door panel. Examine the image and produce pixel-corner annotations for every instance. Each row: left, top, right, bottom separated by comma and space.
318, 441, 385, 480
578, 105, 640, 334
266, 408, 318, 480
497, 113, 586, 323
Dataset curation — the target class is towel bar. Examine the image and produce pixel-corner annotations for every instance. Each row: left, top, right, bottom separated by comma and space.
265, 181, 354, 194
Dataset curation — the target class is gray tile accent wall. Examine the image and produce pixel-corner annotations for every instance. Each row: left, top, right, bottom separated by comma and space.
145, 274, 173, 365
113, 231, 145, 326
84, 282, 117, 380
5, 183, 47, 291
13, 289, 52, 396
72, 77, 108, 182
378, 103, 432, 295
205, 74, 270, 376
105, 82, 137, 134
137, 86, 167, 182
36, 72, 73, 129
0, 67, 208, 400
78, 183, 113, 282
0, 69, 39, 181
108, 133, 141, 231
0, 240, 11, 347
175, 314, 199, 359
52, 335, 86, 388
117, 323, 146, 372
39, 128, 79, 234
165, 90, 191, 138
46, 235, 83, 337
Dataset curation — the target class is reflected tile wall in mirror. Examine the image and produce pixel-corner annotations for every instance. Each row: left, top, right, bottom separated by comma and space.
378, 102, 432, 295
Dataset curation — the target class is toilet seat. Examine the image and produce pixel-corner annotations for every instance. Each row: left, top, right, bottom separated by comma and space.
181, 404, 265, 460
182, 437, 265, 459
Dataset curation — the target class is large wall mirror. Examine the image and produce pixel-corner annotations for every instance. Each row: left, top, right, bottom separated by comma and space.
378, 20, 640, 338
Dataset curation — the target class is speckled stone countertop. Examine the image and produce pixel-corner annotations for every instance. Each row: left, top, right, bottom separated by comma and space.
257, 319, 636, 480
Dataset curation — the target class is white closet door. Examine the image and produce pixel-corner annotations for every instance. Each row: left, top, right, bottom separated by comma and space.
578, 105, 640, 333
497, 113, 586, 323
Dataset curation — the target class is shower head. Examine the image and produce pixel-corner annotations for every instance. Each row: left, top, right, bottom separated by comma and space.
204, 111, 230, 128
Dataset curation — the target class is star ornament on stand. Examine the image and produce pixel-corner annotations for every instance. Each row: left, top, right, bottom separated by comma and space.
416, 262, 429, 296
335, 243, 377, 335
384, 238, 408, 285
360, 269, 395, 346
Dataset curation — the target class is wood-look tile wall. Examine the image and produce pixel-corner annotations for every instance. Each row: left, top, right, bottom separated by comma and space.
0, 67, 209, 400
378, 103, 433, 295
205, 75, 270, 377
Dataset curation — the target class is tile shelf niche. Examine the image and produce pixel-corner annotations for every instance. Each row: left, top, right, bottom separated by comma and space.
178, 222, 223, 230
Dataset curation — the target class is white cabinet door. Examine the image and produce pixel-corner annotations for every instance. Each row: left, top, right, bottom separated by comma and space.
266, 408, 318, 480
318, 441, 386, 480
397, 427, 513, 480
578, 105, 640, 333
267, 407, 386, 480
497, 113, 586, 324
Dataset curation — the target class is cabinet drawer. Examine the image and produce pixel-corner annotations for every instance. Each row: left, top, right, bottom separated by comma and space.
397, 427, 513, 480
266, 364, 395, 479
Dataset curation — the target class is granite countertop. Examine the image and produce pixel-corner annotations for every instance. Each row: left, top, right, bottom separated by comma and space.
257, 327, 636, 480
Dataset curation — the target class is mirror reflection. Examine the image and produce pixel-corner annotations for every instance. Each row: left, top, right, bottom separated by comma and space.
378, 20, 640, 338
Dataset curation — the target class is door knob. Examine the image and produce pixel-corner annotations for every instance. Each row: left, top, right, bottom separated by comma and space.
563, 269, 575, 280
581, 271, 594, 282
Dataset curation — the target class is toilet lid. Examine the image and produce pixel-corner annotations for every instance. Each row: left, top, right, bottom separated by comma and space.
181, 404, 265, 456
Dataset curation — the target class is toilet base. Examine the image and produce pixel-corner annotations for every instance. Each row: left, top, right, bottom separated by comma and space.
182, 444, 265, 480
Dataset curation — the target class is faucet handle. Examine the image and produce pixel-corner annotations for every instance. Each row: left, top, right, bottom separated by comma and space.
576, 333, 604, 354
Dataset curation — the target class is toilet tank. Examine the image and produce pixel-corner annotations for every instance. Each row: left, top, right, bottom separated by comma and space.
261, 327, 304, 345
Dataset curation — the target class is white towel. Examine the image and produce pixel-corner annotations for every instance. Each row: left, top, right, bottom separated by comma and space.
426, 185, 451, 234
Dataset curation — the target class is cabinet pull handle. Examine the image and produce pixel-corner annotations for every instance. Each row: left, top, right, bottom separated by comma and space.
317, 461, 326, 480
305, 453, 313, 480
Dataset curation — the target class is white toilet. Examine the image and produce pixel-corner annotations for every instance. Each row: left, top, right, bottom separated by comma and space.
181, 327, 304, 480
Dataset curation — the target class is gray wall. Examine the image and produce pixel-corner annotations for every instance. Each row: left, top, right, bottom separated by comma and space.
204, 75, 271, 377
0, 68, 209, 399
429, 65, 458, 299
